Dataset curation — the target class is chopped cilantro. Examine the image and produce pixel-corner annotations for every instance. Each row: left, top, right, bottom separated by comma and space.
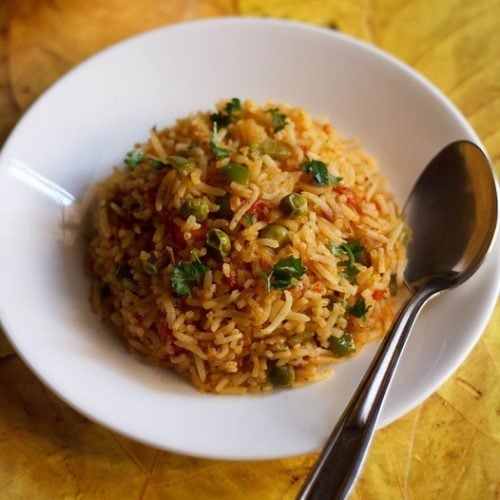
301, 158, 342, 186
269, 256, 306, 290
267, 108, 288, 133
226, 97, 242, 115
210, 113, 230, 128
210, 98, 242, 127
329, 241, 366, 284
349, 298, 370, 319
170, 252, 208, 297
124, 148, 144, 168
244, 214, 255, 226
210, 122, 230, 160
330, 241, 365, 264
340, 262, 360, 282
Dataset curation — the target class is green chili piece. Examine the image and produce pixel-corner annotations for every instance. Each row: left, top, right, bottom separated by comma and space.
168, 155, 194, 173
262, 140, 292, 160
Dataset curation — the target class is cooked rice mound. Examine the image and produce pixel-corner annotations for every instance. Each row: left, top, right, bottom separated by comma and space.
87, 99, 407, 393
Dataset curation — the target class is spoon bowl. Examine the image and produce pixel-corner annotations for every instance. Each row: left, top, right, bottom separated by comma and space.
405, 141, 498, 289
299, 140, 498, 499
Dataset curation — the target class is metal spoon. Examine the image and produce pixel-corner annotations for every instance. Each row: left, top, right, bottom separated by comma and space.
298, 140, 498, 500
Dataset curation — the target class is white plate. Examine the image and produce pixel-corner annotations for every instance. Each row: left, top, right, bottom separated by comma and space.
0, 18, 498, 460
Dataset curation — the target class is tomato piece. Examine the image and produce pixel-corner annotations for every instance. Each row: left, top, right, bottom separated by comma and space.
372, 289, 386, 301
334, 186, 362, 211
190, 225, 207, 242
247, 199, 268, 218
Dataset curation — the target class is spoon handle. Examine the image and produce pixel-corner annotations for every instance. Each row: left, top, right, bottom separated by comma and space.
297, 286, 438, 500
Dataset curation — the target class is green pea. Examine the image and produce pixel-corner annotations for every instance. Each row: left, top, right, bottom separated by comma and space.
280, 193, 308, 218
288, 331, 314, 346
262, 140, 292, 160
206, 228, 231, 257
267, 362, 295, 387
168, 155, 195, 173
181, 198, 209, 222
215, 194, 233, 219
328, 332, 356, 357
259, 224, 290, 248
222, 163, 250, 186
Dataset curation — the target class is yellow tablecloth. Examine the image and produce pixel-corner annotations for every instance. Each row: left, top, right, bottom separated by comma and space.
0, 1, 499, 498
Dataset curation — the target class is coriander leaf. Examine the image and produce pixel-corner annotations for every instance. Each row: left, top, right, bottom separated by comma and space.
272, 256, 306, 290
273, 256, 305, 277
349, 298, 370, 319
261, 257, 306, 292
170, 253, 208, 298
124, 148, 144, 168
210, 98, 242, 128
328, 241, 344, 257
210, 112, 230, 128
225, 97, 242, 115
170, 265, 191, 297
244, 214, 255, 225
330, 241, 365, 264
301, 158, 342, 186
260, 271, 272, 293
267, 108, 288, 133
330, 241, 366, 284
338, 261, 360, 283
210, 122, 230, 160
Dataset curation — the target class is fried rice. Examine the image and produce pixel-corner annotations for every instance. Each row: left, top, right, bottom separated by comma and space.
87, 99, 407, 394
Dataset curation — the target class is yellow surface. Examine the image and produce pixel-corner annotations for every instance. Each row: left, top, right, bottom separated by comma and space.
0, 0, 499, 498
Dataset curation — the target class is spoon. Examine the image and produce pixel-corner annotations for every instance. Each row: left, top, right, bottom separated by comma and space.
298, 140, 498, 500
